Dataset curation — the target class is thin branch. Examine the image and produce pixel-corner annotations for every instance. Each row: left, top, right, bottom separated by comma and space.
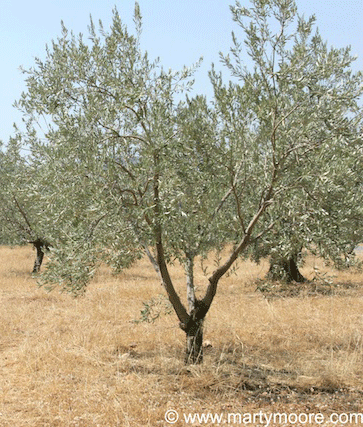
88, 214, 107, 240
209, 157, 245, 223
137, 178, 153, 200
117, 188, 139, 206
88, 81, 151, 140
232, 185, 246, 233
12, 194, 33, 234
252, 221, 275, 241
113, 160, 136, 181
142, 243, 160, 275
97, 120, 148, 145
117, 133, 148, 144
272, 102, 301, 137
271, 19, 286, 97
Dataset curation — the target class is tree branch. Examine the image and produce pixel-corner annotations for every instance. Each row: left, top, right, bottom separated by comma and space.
152, 152, 189, 326
12, 194, 33, 235
202, 200, 270, 312
252, 221, 275, 241
114, 159, 137, 181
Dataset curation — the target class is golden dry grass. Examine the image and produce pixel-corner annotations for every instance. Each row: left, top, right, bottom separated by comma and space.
1, 245, 363, 426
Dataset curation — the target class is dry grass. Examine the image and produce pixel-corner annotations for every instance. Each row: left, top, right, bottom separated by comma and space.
1, 245, 363, 426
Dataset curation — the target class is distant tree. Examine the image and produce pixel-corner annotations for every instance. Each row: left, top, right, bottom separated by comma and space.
0, 137, 49, 272
260, 140, 363, 283
16, 0, 362, 364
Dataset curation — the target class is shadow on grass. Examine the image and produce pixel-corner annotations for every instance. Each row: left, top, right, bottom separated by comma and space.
256, 278, 358, 299
109, 341, 363, 409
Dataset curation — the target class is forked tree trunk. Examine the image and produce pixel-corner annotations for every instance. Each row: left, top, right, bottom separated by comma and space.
146, 245, 206, 364
151, 156, 273, 365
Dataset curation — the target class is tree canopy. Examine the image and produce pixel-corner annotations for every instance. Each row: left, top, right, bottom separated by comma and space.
213, 0, 363, 274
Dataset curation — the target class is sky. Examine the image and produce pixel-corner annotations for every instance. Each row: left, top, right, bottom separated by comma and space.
0, 0, 362, 143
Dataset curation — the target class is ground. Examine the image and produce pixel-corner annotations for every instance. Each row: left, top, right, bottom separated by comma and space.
0, 245, 363, 426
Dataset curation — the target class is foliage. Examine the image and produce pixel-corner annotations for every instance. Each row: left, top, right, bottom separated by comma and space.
133, 294, 173, 324
0, 135, 45, 246
15, 5, 221, 294
213, 0, 363, 269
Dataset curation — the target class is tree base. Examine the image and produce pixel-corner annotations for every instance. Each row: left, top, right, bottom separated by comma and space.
31, 238, 49, 273
184, 320, 204, 364
268, 256, 306, 283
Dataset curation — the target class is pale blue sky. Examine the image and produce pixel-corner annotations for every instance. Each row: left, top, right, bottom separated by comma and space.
1, 0, 362, 143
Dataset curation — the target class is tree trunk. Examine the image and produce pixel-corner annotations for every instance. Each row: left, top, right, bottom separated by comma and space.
186, 255, 195, 313
31, 238, 49, 273
268, 252, 306, 283
184, 254, 204, 364
185, 318, 204, 364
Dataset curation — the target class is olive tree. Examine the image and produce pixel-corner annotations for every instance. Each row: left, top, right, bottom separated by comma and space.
258, 140, 363, 282
212, 0, 363, 282
16, 5, 231, 363
16, 0, 362, 363
0, 136, 50, 272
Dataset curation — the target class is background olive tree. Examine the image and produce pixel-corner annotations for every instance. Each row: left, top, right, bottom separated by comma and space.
16, 0, 362, 363
212, 0, 363, 283
0, 136, 49, 272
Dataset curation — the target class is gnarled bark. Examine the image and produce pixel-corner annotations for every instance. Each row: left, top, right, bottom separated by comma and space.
179, 300, 206, 364
185, 318, 204, 364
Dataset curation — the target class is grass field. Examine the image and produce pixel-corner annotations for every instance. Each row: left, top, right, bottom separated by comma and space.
1, 245, 363, 426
